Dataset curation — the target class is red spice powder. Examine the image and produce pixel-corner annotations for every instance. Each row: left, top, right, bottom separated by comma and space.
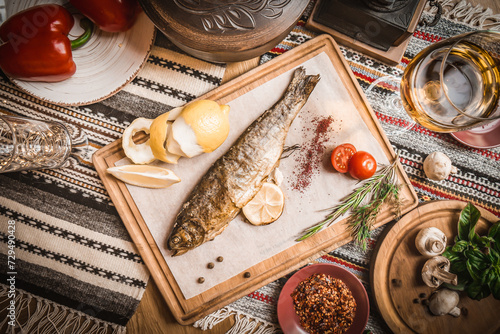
291, 115, 334, 192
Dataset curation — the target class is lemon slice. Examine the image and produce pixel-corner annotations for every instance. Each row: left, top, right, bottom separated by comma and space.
150, 108, 182, 164
107, 165, 181, 188
122, 118, 156, 164
242, 182, 285, 226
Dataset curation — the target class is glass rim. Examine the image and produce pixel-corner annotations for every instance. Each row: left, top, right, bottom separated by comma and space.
439, 29, 500, 122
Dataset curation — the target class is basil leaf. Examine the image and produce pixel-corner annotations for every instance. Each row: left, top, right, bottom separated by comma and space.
452, 240, 469, 253
466, 259, 482, 281
490, 272, 500, 300
466, 279, 491, 300
450, 258, 468, 273
457, 203, 481, 242
465, 249, 490, 281
465, 280, 482, 299
489, 248, 500, 266
475, 236, 492, 248
489, 222, 500, 253
443, 280, 467, 291
481, 267, 496, 286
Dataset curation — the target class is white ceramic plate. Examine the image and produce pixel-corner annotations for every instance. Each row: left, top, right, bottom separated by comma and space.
5, 0, 155, 106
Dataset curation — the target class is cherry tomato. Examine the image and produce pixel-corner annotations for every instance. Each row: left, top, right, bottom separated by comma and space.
348, 151, 377, 180
331, 143, 357, 173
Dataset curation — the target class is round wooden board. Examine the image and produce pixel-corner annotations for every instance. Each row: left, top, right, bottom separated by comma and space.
371, 200, 500, 334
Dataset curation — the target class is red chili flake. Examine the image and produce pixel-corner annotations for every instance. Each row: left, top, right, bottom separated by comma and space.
291, 115, 334, 192
291, 273, 356, 334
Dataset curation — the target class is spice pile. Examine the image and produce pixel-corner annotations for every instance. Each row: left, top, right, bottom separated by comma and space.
291, 273, 357, 334
291, 115, 335, 192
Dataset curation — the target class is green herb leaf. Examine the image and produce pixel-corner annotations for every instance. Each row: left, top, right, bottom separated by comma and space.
445, 203, 500, 301
297, 154, 401, 248
452, 240, 469, 253
450, 258, 468, 273
489, 222, 500, 253
457, 203, 481, 242
466, 279, 491, 300
490, 273, 500, 299
489, 248, 500, 266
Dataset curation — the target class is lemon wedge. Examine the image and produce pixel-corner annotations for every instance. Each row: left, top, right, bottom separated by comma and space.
122, 118, 156, 164
242, 182, 285, 226
167, 100, 230, 158
150, 108, 182, 164
107, 165, 181, 189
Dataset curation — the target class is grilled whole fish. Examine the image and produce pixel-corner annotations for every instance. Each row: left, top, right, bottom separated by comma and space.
167, 67, 320, 256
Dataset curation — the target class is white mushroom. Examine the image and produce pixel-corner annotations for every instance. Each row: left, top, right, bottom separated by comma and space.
428, 289, 461, 317
415, 227, 447, 257
423, 152, 457, 181
421, 256, 458, 288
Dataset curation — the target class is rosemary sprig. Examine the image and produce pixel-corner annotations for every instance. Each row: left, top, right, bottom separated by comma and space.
280, 144, 301, 160
296, 154, 402, 249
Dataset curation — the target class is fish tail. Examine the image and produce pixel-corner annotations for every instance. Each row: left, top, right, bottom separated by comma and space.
284, 67, 321, 105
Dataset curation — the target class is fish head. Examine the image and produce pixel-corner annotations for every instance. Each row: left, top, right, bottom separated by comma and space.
167, 218, 206, 256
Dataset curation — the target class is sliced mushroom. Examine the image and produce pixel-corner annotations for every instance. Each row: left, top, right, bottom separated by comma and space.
415, 227, 447, 257
428, 289, 461, 317
421, 256, 458, 288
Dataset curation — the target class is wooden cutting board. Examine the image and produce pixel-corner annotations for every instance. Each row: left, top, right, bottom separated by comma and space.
93, 34, 418, 324
371, 200, 500, 334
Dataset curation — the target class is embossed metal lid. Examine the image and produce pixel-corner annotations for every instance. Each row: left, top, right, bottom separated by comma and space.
138, 0, 309, 62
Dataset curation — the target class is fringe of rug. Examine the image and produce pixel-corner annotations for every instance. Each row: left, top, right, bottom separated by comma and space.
0, 283, 126, 334
425, 0, 500, 29
193, 307, 281, 334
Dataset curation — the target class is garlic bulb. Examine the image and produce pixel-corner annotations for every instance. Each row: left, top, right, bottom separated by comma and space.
423, 152, 457, 181
415, 227, 447, 257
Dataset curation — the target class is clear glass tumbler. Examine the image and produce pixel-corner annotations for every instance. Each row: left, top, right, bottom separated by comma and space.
0, 114, 75, 173
400, 30, 500, 132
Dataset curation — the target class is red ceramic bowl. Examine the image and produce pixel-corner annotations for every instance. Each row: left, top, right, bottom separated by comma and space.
277, 263, 370, 334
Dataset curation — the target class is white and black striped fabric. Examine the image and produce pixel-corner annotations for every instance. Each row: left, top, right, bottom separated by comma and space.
0, 28, 226, 332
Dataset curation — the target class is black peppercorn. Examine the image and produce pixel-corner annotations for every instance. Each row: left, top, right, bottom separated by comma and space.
391, 278, 402, 287
244, 272, 251, 278
419, 293, 427, 299
198, 277, 205, 284
217, 256, 224, 262
207, 262, 214, 269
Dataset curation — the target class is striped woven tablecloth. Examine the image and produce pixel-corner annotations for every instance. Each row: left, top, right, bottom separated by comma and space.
194, 1, 500, 333
0, 18, 226, 332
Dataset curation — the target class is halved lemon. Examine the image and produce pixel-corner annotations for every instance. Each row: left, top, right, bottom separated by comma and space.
167, 100, 230, 158
150, 108, 182, 164
242, 182, 285, 226
122, 118, 156, 164
107, 165, 181, 189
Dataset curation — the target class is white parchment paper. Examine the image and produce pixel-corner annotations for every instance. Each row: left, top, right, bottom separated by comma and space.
119, 52, 389, 299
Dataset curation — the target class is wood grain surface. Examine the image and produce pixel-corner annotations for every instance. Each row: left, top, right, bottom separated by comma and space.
126, 1, 500, 332
371, 201, 500, 334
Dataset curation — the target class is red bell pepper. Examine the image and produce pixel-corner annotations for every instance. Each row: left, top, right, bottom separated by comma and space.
0, 4, 93, 82
69, 0, 141, 33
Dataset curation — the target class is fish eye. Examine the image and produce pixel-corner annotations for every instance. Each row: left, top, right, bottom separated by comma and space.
172, 236, 181, 244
